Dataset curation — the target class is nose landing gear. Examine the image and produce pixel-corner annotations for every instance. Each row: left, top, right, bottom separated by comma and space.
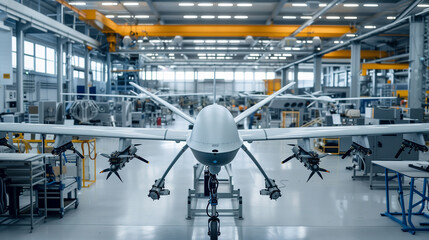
206, 173, 220, 240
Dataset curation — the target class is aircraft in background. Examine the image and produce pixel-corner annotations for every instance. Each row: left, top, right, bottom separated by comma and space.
1, 81, 428, 240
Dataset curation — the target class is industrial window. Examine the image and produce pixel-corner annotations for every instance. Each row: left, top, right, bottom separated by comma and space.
185, 70, 194, 82
12, 36, 16, 68
46, 47, 55, 74
91, 60, 103, 81
24, 41, 34, 71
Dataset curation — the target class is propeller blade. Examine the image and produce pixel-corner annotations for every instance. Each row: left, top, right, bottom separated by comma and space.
114, 171, 123, 182
106, 171, 113, 180
134, 144, 142, 147
287, 144, 295, 147
316, 171, 323, 180
341, 148, 354, 159
100, 153, 111, 159
118, 155, 134, 158
307, 171, 316, 182
134, 154, 149, 164
281, 154, 295, 164
306, 101, 317, 108
395, 146, 405, 159
319, 168, 330, 173
100, 168, 110, 174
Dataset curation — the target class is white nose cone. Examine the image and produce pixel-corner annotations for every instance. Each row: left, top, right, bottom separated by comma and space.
187, 105, 242, 153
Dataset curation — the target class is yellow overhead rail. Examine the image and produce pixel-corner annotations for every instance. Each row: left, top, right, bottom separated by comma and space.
361, 63, 409, 76
323, 50, 388, 59
79, 9, 356, 38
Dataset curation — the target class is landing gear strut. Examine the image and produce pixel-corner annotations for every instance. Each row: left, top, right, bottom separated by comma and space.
206, 173, 220, 240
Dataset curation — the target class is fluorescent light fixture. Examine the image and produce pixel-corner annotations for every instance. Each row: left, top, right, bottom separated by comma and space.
346, 34, 356, 37
70, 2, 86, 5
418, 4, 429, 7
179, 3, 194, 6
217, 47, 227, 50
201, 15, 215, 19
292, 3, 307, 7
319, 3, 327, 7
344, 16, 357, 19
218, 3, 233, 7
344, 3, 359, 7
123, 2, 139, 6
193, 40, 205, 43
135, 15, 150, 18
106, 15, 115, 18
118, 15, 130, 18
387, 16, 396, 20
184, 15, 198, 19
205, 40, 216, 43
363, 4, 378, 7
237, 3, 252, 7
102, 2, 118, 6
301, 16, 312, 19
137, 39, 143, 43
283, 16, 297, 19
229, 40, 240, 43
292, 47, 300, 50
217, 40, 228, 43
364, 25, 376, 29
283, 54, 292, 57
198, 3, 213, 7
326, 16, 340, 19
234, 16, 248, 19
218, 15, 231, 19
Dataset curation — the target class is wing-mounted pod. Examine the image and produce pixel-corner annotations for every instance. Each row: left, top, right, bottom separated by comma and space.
281, 138, 330, 182
52, 135, 84, 159
99, 138, 149, 182
342, 136, 372, 159
395, 133, 428, 158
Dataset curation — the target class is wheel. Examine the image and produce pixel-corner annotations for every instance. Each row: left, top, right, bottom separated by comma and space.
210, 220, 218, 240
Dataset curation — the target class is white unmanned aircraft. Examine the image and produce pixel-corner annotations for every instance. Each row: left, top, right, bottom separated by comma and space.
1, 81, 428, 240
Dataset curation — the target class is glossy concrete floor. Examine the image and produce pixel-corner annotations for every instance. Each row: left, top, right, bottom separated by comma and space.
1, 117, 429, 240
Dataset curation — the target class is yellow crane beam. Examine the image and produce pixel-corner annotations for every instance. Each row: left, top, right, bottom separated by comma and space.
323, 50, 388, 59
361, 63, 409, 76
79, 9, 356, 38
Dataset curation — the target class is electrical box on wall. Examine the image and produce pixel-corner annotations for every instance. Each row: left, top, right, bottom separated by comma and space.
0, 25, 13, 85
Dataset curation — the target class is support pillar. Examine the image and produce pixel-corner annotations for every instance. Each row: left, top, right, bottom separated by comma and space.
350, 41, 361, 108
408, 16, 424, 109
313, 56, 322, 92
15, 23, 24, 113
280, 68, 287, 87
66, 41, 73, 101
106, 53, 111, 94
293, 64, 299, 94
56, 38, 63, 103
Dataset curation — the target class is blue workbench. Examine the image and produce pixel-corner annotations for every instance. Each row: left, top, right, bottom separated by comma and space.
373, 161, 429, 235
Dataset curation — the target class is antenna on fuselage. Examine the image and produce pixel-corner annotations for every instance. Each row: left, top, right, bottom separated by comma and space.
213, 68, 216, 105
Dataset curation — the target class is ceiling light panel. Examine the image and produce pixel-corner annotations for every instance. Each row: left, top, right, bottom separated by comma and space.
237, 3, 252, 7
201, 15, 215, 19
364, 25, 376, 29
106, 15, 115, 18
102, 2, 118, 6
283, 16, 297, 19
69, 2, 86, 5
234, 16, 248, 19
218, 3, 233, 7
135, 15, 149, 18
118, 15, 130, 18
184, 15, 198, 19
292, 3, 307, 7
198, 3, 214, 7
218, 15, 231, 19
363, 4, 378, 7
418, 4, 429, 7
326, 16, 340, 19
344, 16, 357, 19
301, 16, 312, 19
344, 3, 359, 7
123, 2, 139, 6
179, 3, 194, 6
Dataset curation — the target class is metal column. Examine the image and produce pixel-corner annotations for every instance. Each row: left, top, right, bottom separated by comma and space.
293, 64, 299, 94
66, 41, 73, 101
408, 16, 425, 109
106, 53, 111, 94
16, 23, 24, 113
56, 38, 63, 103
314, 56, 322, 92
280, 68, 287, 87
350, 41, 361, 108
84, 47, 90, 98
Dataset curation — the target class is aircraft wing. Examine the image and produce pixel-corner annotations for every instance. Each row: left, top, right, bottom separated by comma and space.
239, 123, 429, 141
0, 123, 191, 142
62, 92, 211, 99
334, 96, 397, 101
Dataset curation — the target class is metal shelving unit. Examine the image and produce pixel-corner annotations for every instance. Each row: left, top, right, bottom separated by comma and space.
0, 153, 47, 232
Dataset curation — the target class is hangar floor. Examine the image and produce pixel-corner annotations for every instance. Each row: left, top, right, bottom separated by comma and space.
1, 116, 429, 240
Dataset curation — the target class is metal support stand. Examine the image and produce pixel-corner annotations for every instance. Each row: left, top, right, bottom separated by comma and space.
148, 145, 188, 200
187, 163, 242, 219
241, 145, 281, 200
